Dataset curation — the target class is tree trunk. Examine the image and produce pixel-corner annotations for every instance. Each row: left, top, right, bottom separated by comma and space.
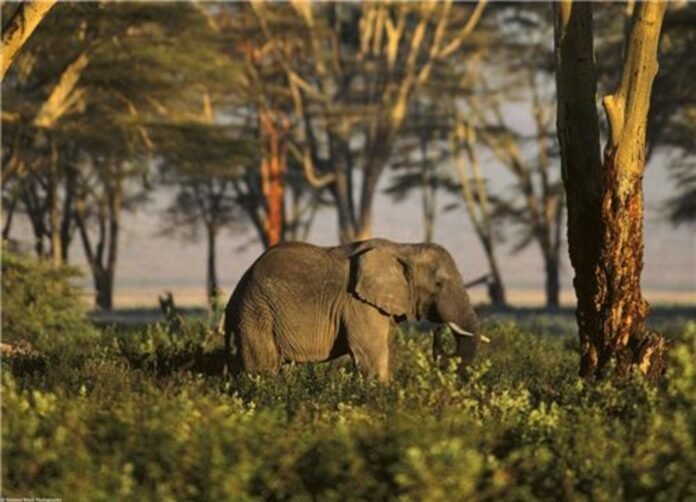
48, 176, 62, 267
2, 188, 19, 241
206, 224, 218, 303
554, 1, 668, 381
356, 142, 390, 241
355, 160, 382, 241
544, 253, 560, 309
94, 269, 113, 311
21, 175, 48, 259
74, 165, 122, 311
47, 141, 62, 267
259, 109, 286, 248
331, 164, 357, 244
103, 176, 121, 311
59, 165, 76, 262
420, 128, 436, 243
1, 0, 58, 80
451, 122, 506, 308
481, 237, 507, 308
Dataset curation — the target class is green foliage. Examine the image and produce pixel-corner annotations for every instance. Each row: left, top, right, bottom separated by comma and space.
3, 314, 696, 500
1, 251, 97, 354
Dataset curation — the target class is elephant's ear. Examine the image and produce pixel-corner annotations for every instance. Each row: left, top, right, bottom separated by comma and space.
352, 247, 411, 317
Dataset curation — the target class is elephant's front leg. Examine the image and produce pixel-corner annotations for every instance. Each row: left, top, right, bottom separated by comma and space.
343, 299, 395, 382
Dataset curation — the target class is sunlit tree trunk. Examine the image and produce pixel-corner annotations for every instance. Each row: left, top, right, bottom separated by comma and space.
1, 0, 57, 80
259, 109, 287, 247
554, 1, 668, 381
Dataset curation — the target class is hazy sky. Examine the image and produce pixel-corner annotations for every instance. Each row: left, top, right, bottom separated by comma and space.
11, 147, 694, 307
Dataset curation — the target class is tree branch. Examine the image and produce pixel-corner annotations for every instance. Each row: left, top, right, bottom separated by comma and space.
34, 52, 89, 128
1, 0, 57, 80
287, 141, 335, 188
439, 0, 488, 59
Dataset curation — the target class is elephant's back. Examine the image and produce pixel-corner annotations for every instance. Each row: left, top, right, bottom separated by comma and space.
254, 241, 341, 282
228, 241, 348, 361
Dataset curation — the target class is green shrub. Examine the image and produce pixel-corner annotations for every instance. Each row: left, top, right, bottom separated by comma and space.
1, 250, 97, 354
2, 316, 695, 500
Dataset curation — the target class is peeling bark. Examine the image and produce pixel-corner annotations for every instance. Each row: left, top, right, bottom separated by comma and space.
554, 1, 668, 381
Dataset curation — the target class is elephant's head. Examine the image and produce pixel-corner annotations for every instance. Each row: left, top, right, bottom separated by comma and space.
350, 239, 487, 365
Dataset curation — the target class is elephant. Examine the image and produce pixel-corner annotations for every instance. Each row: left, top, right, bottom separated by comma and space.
223, 238, 487, 381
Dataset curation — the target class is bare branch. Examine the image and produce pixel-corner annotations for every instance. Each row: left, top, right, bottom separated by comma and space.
439, 0, 488, 59
287, 141, 335, 189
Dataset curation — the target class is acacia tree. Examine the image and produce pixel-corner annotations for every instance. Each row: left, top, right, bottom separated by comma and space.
241, 48, 291, 248
3, 2, 238, 308
466, 73, 564, 308
73, 156, 134, 311
155, 93, 254, 302
383, 25, 508, 307
592, 3, 696, 227
384, 98, 453, 244
196, 5, 298, 249
250, 1, 487, 243
382, 103, 509, 308
160, 173, 242, 303
449, 115, 507, 307
554, 2, 668, 380
471, 8, 564, 309
2, 4, 97, 267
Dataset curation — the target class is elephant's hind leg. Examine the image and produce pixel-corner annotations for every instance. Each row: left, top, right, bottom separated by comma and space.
238, 313, 281, 375
223, 324, 239, 377
223, 339, 243, 378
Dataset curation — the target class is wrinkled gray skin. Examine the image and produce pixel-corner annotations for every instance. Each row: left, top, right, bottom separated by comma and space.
224, 238, 481, 381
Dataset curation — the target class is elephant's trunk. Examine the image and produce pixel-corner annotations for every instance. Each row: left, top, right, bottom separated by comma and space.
453, 330, 479, 366
432, 323, 489, 364
432, 281, 487, 366
447, 307, 490, 365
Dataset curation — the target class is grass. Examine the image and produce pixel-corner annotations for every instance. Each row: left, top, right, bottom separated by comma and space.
3, 317, 696, 501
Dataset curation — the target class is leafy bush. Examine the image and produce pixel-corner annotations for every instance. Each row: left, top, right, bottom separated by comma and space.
2, 307, 695, 500
1, 250, 97, 354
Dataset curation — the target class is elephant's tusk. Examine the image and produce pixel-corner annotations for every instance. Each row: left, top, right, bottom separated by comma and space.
447, 322, 491, 344
447, 322, 475, 337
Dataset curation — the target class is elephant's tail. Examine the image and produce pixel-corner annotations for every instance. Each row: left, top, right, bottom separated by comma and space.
216, 309, 227, 338
221, 305, 240, 377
